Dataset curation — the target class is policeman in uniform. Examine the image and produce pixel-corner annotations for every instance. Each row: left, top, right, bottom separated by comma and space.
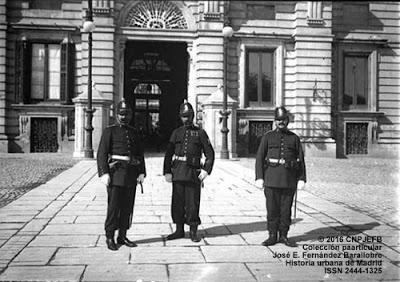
163, 100, 215, 242
255, 106, 306, 247
97, 98, 146, 251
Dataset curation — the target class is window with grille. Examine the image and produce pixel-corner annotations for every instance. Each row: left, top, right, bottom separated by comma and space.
346, 122, 368, 154
30, 118, 58, 152
245, 49, 275, 107
249, 121, 273, 154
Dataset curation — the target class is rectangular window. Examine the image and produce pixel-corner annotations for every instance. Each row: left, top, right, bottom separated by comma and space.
30, 43, 61, 101
343, 54, 368, 110
246, 50, 274, 107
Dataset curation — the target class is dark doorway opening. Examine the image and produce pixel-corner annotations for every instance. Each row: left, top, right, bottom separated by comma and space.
124, 41, 188, 152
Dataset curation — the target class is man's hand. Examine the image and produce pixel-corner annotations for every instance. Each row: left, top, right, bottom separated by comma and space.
198, 169, 208, 181
100, 173, 110, 186
297, 180, 305, 190
164, 173, 172, 183
137, 174, 145, 184
255, 179, 264, 189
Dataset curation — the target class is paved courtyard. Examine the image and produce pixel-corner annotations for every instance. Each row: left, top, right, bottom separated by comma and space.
0, 156, 399, 281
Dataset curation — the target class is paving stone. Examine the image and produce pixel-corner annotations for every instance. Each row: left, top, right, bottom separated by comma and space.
0, 208, 41, 215
40, 223, 103, 235
240, 231, 269, 245
84, 205, 106, 211
246, 262, 337, 281
131, 215, 162, 223
83, 264, 168, 282
0, 214, 35, 223
210, 216, 264, 224
333, 262, 400, 281
0, 265, 85, 281
200, 224, 232, 235
75, 215, 105, 224
201, 245, 275, 263
0, 223, 25, 230
204, 234, 248, 245
48, 215, 77, 224
0, 229, 18, 239
127, 223, 172, 235
4, 235, 35, 245
19, 218, 50, 233
29, 235, 99, 247
165, 236, 205, 246
225, 220, 267, 234
11, 247, 57, 265
130, 246, 205, 263
169, 263, 256, 282
51, 247, 130, 265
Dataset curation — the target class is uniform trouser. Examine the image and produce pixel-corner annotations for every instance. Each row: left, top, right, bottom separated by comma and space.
171, 182, 201, 226
264, 187, 295, 234
105, 184, 137, 238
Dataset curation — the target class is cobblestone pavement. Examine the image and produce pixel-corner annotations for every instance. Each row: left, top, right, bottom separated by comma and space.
236, 157, 400, 229
0, 153, 78, 208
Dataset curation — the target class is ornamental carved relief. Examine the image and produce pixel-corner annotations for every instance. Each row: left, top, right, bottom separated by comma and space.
124, 1, 188, 29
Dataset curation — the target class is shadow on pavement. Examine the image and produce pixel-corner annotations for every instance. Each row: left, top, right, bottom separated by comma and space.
133, 221, 380, 244
291, 221, 380, 243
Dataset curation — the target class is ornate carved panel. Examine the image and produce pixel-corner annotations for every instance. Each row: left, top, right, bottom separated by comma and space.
125, 1, 188, 29
346, 122, 368, 154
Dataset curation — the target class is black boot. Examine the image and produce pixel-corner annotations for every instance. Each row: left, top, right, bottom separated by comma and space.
279, 231, 297, 247
106, 238, 118, 251
166, 224, 185, 240
262, 231, 278, 246
189, 225, 201, 242
117, 229, 137, 247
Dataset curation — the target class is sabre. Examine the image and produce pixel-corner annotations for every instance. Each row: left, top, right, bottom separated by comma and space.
293, 189, 298, 224
139, 182, 143, 194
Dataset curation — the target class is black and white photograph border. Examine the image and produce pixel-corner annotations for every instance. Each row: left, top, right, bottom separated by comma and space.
0, 1, 399, 281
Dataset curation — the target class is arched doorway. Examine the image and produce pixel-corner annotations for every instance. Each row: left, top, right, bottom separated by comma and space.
124, 41, 188, 151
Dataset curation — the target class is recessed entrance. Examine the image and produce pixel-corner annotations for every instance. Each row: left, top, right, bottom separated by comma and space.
124, 41, 188, 151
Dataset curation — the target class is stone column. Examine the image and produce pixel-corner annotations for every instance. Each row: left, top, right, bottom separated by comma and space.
73, 84, 112, 158
202, 85, 238, 158
186, 42, 199, 121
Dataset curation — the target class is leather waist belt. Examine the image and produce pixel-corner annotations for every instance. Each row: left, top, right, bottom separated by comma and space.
111, 155, 130, 161
173, 155, 187, 162
268, 158, 286, 165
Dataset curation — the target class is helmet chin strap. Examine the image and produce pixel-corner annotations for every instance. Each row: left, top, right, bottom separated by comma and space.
118, 115, 129, 125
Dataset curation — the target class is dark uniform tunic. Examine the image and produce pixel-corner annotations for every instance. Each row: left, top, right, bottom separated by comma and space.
163, 124, 214, 226
255, 128, 306, 234
97, 124, 146, 238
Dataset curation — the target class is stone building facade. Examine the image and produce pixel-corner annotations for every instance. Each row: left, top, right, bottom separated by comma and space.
1, 1, 399, 158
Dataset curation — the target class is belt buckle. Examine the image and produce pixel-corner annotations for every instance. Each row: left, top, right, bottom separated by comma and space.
279, 159, 285, 165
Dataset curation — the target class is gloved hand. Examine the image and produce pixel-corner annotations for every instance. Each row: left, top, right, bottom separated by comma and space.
165, 173, 172, 183
255, 179, 264, 189
198, 169, 208, 181
137, 174, 145, 184
100, 173, 110, 186
297, 180, 305, 190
